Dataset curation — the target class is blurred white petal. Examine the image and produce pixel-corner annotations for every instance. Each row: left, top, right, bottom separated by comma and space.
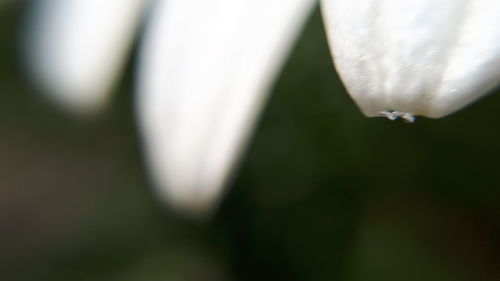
25, 0, 147, 115
137, 0, 315, 215
322, 0, 500, 118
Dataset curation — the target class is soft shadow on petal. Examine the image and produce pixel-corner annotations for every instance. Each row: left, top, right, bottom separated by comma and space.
322, 0, 500, 118
431, 1, 500, 117
136, 0, 316, 216
24, 0, 148, 115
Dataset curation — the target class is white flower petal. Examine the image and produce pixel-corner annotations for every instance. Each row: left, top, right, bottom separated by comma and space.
322, 0, 500, 118
137, 0, 315, 215
24, 0, 147, 115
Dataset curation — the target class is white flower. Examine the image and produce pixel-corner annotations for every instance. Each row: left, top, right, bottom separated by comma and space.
23, 0, 500, 216
324, 0, 500, 118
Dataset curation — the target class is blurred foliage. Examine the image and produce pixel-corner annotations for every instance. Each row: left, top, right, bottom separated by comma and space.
1, 2, 500, 281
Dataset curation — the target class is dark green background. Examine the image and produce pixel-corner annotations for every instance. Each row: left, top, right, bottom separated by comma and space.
1, 2, 499, 281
